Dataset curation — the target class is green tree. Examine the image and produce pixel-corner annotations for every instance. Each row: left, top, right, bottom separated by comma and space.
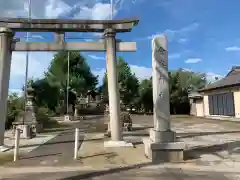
169, 69, 207, 114
45, 51, 98, 109
137, 78, 153, 113
101, 72, 109, 103
31, 78, 60, 111
102, 57, 139, 105
133, 69, 207, 114
6, 93, 24, 129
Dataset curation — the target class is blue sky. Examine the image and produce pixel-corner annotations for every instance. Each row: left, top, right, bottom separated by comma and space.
2, 0, 240, 94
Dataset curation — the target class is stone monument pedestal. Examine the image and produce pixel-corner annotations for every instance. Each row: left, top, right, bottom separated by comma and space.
12, 122, 43, 139
64, 115, 74, 121
15, 124, 32, 139
143, 129, 185, 163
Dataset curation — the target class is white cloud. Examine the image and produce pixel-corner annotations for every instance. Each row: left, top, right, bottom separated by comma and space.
45, 0, 71, 18
74, 3, 115, 20
181, 68, 192, 72
130, 65, 152, 80
140, 22, 199, 41
9, 52, 53, 92
180, 23, 199, 32
163, 23, 199, 41
22, 34, 45, 41
169, 53, 181, 59
225, 46, 240, 52
206, 72, 224, 83
185, 58, 202, 63
88, 55, 105, 60
10, 52, 53, 78
178, 38, 188, 43
0, 0, 72, 18
74, 0, 145, 20
0, 0, 142, 20
0, 0, 28, 18
93, 33, 104, 37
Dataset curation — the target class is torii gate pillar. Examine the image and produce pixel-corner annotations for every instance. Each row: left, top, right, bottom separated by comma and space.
0, 28, 14, 151
104, 29, 132, 147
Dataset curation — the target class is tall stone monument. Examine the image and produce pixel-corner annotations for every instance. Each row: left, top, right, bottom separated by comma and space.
143, 35, 185, 163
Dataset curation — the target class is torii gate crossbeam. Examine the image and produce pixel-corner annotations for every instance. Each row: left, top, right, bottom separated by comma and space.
0, 18, 139, 150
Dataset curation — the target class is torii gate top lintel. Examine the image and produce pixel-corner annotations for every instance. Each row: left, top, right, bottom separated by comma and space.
0, 17, 139, 33
0, 17, 139, 145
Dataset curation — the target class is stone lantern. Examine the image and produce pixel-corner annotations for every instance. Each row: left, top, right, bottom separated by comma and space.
13, 87, 42, 138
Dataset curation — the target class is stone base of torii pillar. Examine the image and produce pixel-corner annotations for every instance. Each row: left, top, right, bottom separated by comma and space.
143, 35, 185, 163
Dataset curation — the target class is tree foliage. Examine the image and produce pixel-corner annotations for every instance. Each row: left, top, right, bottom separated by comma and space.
6, 53, 209, 130
102, 57, 139, 105
137, 78, 153, 112
169, 69, 207, 114
31, 78, 60, 111
6, 93, 24, 129
46, 51, 98, 97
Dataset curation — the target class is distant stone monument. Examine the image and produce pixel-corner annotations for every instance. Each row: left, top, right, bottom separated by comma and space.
64, 104, 73, 121
143, 35, 185, 163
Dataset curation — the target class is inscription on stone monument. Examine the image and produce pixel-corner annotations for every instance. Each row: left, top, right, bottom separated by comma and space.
152, 35, 170, 131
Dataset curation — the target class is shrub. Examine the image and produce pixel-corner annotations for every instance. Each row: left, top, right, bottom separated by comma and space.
36, 107, 55, 128
6, 94, 24, 130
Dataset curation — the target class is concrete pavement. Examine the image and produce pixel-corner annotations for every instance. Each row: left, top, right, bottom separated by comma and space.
1, 115, 240, 179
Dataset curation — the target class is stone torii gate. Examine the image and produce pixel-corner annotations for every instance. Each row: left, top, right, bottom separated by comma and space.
0, 18, 139, 150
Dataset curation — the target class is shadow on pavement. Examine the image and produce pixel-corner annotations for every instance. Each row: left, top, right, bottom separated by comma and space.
58, 162, 153, 180
184, 140, 240, 160
178, 130, 240, 138
5, 167, 236, 180
18, 136, 104, 149
20, 153, 62, 160
79, 152, 117, 159
131, 126, 153, 131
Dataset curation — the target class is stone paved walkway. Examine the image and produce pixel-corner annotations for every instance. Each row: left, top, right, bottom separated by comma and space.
6, 118, 98, 167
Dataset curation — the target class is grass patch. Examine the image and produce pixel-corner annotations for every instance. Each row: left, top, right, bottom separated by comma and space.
0, 153, 14, 165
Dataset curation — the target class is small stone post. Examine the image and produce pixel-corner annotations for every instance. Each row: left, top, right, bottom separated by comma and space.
14, 128, 20, 161
74, 128, 79, 160
143, 35, 185, 163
